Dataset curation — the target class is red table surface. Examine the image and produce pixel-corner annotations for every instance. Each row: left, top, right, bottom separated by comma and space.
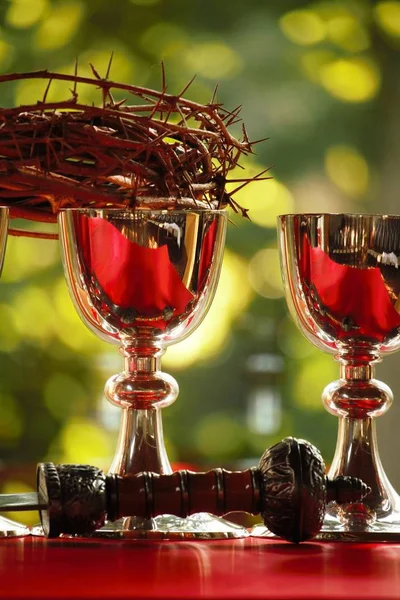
1, 537, 400, 600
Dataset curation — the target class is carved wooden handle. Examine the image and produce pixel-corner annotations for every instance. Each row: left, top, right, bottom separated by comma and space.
108, 467, 367, 524
108, 468, 261, 522
37, 437, 370, 542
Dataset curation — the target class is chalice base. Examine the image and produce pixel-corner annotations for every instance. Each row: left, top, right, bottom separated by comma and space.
250, 520, 400, 542
93, 513, 249, 540
251, 504, 400, 542
316, 503, 400, 542
0, 515, 29, 538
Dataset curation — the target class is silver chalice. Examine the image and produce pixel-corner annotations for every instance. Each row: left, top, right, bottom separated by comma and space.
58, 206, 247, 539
275, 213, 400, 540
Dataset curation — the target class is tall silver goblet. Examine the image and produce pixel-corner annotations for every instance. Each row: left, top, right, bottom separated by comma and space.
58, 207, 247, 539
0, 207, 29, 537
275, 213, 400, 540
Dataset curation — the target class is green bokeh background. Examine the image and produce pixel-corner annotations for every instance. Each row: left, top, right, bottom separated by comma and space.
1, 0, 400, 518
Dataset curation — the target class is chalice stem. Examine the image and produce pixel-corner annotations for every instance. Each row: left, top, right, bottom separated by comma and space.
329, 417, 396, 512
323, 357, 400, 524
106, 342, 177, 477
110, 408, 172, 476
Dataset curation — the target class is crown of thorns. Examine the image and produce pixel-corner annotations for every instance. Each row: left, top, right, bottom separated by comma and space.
0, 65, 268, 239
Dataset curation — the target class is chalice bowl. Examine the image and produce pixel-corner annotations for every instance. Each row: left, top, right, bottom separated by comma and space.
277, 213, 400, 540
58, 206, 247, 539
0, 207, 29, 537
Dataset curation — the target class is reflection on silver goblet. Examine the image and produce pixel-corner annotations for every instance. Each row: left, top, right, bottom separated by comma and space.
58, 207, 247, 538
274, 213, 400, 540
0, 207, 29, 537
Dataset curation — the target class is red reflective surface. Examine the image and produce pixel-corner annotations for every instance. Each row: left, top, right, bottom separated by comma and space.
1, 537, 400, 599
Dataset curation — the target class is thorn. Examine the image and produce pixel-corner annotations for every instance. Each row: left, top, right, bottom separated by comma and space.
229, 197, 251, 220
224, 105, 242, 126
176, 104, 189, 127
149, 90, 167, 120
225, 118, 241, 127
113, 98, 127, 108
73, 57, 79, 98
228, 167, 273, 196
225, 176, 271, 183
210, 83, 219, 105
90, 63, 102, 80
248, 136, 270, 146
42, 78, 53, 104
161, 61, 167, 93
242, 124, 249, 145
105, 52, 114, 80
178, 74, 197, 98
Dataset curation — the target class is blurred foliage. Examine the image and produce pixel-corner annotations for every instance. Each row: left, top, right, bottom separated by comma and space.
0, 0, 400, 500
